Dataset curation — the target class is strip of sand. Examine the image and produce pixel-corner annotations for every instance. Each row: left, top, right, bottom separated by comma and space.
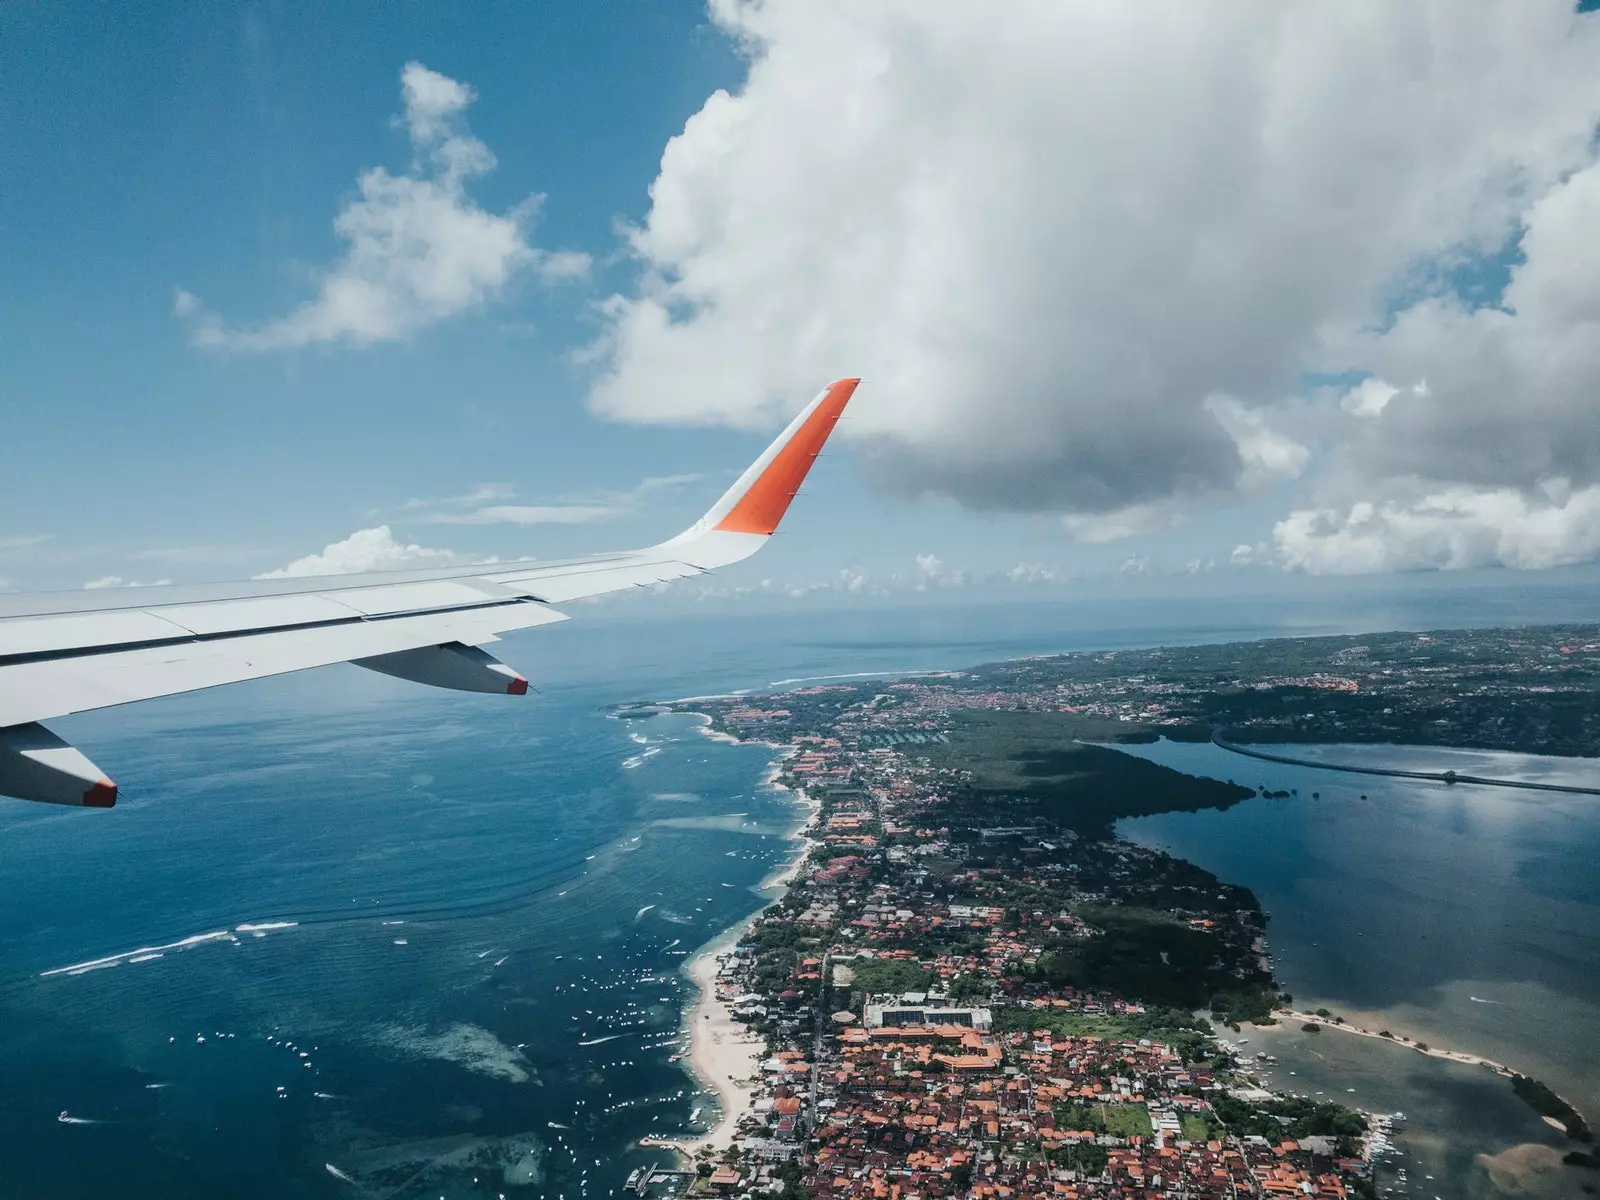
641, 754, 817, 1159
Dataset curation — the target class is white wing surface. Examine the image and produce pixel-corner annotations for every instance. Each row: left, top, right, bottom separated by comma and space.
0, 379, 859, 807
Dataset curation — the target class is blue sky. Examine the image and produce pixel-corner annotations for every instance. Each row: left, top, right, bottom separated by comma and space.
5, 3, 1600, 599
1, 3, 763, 585
0, 1, 1147, 595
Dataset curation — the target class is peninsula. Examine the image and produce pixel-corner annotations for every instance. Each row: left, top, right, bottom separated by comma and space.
620, 622, 1600, 1199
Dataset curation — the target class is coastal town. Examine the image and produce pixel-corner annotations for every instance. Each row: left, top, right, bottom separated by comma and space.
621, 650, 1436, 1200
613, 627, 1600, 1200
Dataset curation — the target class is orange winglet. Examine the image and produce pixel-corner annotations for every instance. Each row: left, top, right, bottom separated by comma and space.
715, 378, 859, 535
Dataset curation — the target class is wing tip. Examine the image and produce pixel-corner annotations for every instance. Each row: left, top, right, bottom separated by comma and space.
83, 778, 118, 808
713, 378, 859, 536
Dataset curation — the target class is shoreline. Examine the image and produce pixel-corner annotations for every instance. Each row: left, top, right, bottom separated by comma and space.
1271, 1009, 1590, 1134
641, 729, 816, 1162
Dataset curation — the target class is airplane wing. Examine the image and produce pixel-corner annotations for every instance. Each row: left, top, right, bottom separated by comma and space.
0, 378, 859, 807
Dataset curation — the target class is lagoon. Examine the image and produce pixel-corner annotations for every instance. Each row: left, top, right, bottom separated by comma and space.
1119, 740, 1600, 1199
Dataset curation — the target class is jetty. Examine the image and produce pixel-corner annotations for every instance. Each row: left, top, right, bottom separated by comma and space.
1212, 733, 1600, 796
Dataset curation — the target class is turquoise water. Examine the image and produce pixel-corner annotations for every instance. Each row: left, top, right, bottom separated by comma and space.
2, 593, 1597, 1196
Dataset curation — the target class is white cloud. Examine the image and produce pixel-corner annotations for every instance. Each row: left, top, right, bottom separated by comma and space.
913, 553, 966, 589
428, 504, 617, 527
1062, 501, 1184, 545
401, 483, 517, 511
1339, 377, 1407, 419
584, 0, 1600, 548
1331, 161, 1600, 496
255, 526, 458, 578
1004, 562, 1059, 585
404, 472, 709, 527
838, 567, 872, 595
1229, 543, 1261, 567
1203, 396, 1309, 487
182, 63, 587, 351
1274, 484, 1600, 574
82, 575, 173, 590
777, 566, 883, 599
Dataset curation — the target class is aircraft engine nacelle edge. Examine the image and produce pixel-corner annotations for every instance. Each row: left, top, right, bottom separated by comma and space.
0, 722, 118, 807
352, 641, 531, 696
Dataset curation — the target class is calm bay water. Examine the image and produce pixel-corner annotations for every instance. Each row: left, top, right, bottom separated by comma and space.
1118, 740, 1600, 1200
1, 589, 1597, 1196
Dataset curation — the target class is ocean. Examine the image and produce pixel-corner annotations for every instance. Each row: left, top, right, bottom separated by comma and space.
1, 590, 1596, 1196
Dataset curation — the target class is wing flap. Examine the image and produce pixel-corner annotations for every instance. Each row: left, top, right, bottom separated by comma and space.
484, 557, 707, 603
326, 580, 512, 616
153, 594, 366, 636
0, 610, 195, 657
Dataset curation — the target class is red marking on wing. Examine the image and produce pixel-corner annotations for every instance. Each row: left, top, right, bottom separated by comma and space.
507, 677, 529, 696
715, 378, 859, 535
83, 779, 118, 808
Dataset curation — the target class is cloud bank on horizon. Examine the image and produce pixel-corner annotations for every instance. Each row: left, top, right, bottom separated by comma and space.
579, 0, 1600, 574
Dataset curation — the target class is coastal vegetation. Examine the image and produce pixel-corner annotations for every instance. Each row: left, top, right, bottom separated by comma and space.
1210, 1093, 1366, 1150
993, 1005, 1216, 1062
925, 710, 1254, 836
1512, 1074, 1593, 1141
846, 957, 930, 996
1017, 903, 1273, 1013
1099, 1103, 1156, 1139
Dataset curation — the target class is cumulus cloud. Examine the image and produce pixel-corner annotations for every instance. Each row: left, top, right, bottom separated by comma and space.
255, 526, 457, 578
1335, 161, 1600, 495
1004, 562, 1059, 585
82, 575, 173, 590
182, 63, 587, 351
1275, 485, 1600, 574
1339, 377, 1425, 420
1203, 397, 1309, 487
913, 553, 967, 590
585, 0, 1600, 565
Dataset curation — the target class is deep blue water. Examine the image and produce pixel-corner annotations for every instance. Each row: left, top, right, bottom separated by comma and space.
2, 591, 1597, 1196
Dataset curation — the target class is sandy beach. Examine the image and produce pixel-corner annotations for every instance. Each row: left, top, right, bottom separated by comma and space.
1277, 1008, 1517, 1073
641, 746, 818, 1159
1270, 1008, 1590, 1131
